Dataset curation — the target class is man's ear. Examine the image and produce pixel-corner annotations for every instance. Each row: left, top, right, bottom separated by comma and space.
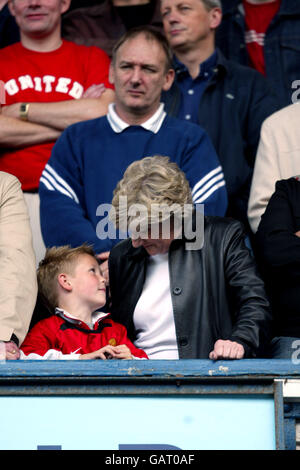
109, 63, 115, 86
162, 68, 175, 92
57, 273, 73, 292
209, 7, 222, 30
60, 0, 72, 16
7, 0, 16, 17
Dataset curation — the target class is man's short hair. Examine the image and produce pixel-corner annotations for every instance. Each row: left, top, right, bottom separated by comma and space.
37, 244, 95, 310
111, 155, 193, 229
201, 0, 222, 10
111, 25, 174, 72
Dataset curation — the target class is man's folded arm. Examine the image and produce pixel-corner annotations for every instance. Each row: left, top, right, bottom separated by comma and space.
2, 88, 115, 132
0, 114, 61, 147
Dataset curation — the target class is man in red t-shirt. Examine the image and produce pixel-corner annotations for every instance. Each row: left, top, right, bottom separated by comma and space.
0, 0, 115, 263
243, 0, 281, 76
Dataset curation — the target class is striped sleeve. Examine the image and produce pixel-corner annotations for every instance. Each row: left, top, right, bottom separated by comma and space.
181, 125, 228, 217
192, 165, 226, 204
40, 163, 79, 203
38, 128, 104, 251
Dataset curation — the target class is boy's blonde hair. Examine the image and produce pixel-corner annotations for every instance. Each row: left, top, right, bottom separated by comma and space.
37, 244, 95, 310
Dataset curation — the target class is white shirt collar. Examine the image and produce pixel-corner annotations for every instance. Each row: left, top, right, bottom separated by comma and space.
55, 307, 109, 326
107, 102, 166, 134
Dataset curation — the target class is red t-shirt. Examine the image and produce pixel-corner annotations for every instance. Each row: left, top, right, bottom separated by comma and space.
243, 0, 281, 75
0, 40, 113, 190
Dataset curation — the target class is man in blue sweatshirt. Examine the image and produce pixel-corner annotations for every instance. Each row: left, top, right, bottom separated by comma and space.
39, 26, 227, 280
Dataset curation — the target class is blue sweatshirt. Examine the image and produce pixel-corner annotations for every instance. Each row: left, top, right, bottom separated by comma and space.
39, 110, 227, 253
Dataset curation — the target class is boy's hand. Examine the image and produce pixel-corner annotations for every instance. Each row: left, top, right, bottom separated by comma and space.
79, 344, 133, 360
111, 344, 133, 360
79, 345, 116, 360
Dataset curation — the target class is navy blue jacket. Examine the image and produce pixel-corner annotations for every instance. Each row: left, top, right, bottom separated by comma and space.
162, 49, 279, 225
0, 5, 19, 49
216, 0, 300, 109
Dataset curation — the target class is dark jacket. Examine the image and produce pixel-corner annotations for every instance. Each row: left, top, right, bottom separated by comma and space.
216, 0, 300, 109
109, 216, 272, 359
62, 0, 163, 57
256, 177, 300, 338
162, 49, 279, 226
0, 4, 19, 49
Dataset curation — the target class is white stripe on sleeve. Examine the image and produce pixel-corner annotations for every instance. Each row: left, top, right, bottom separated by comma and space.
41, 170, 75, 201
44, 164, 79, 203
39, 176, 55, 191
192, 166, 223, 196
192, 171, 225, 202
194, 180, 226, 204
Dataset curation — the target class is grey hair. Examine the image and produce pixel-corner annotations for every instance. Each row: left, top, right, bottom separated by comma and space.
201, 0, 222, 10
111, 25, 173, 72
110, 156, 193, 229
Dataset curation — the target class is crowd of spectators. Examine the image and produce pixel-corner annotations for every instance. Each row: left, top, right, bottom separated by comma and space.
0, 0, 299, 362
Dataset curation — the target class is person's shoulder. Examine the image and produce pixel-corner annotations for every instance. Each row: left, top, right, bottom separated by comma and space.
110, 238, 133, 258
225, 58, 259, 77
263, 103, 300, 129
162, 115, 208, 139
204, 215, 245, 238
274, 176, 300, 194
224, 57, 271, 88
0, 171, 20, 186
0, 41, 21, 59
29, 314, 62, 332
0, 171, 21, 195
63, 113, 109, 139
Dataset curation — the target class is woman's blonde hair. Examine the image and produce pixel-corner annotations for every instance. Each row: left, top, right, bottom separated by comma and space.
111, 156, 193, 230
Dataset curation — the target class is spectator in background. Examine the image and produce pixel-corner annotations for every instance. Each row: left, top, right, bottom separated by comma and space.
0, 0, 115, 264
216, 0, 300, 109
160, 0, 278, 227
0, 172, 37, 360
248, 103, 300, 233
39, 26, 227, 283
62, 0, 163, 57
255, 177, 300, 359
0, 0, 19, 48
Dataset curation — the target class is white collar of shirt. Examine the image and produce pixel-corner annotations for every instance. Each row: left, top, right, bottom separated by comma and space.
107, 102, 166, 134
55, 307, 109, 326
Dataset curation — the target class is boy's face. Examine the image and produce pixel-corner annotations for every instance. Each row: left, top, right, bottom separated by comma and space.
67, 254, 106, 312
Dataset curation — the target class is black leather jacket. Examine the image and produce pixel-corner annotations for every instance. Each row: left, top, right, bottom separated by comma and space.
108, 216, 272, 358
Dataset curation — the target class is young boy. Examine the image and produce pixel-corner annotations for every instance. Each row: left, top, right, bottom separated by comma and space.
20, 245, 148, 360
